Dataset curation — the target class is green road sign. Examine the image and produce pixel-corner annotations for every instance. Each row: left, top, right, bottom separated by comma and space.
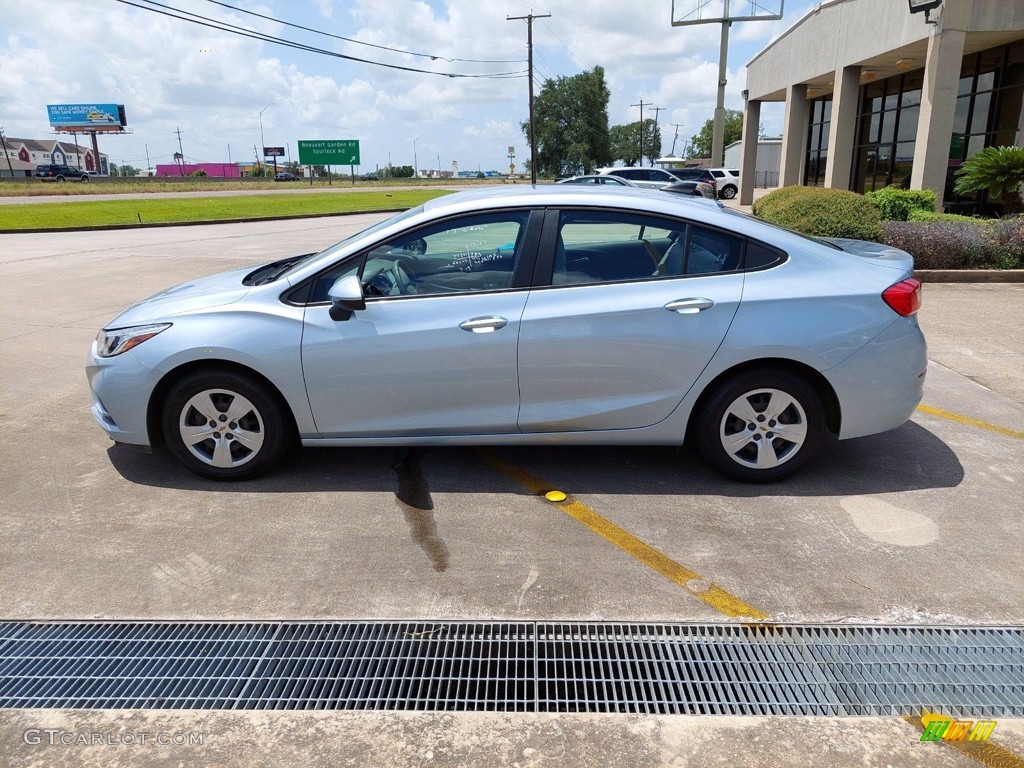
298, 139, 360, 165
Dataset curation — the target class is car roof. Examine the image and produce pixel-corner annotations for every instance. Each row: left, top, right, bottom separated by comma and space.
420, 184, 723, 217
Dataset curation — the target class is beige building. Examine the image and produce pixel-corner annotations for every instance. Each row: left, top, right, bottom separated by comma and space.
740, 0, 1024, 211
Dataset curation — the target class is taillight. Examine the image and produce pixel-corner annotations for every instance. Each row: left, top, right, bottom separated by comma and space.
882, 277, 922, 316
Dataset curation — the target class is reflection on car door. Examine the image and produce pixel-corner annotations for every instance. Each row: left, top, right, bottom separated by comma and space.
303, 293, 529, 436
517, 210, 744, 433
301, 211, 535, 437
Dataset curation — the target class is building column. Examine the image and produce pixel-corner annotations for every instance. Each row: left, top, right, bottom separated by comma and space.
739, 98, 761, 205
779, 83, 809, 187
911, 2, 971, 210
824, 65, 861, 190
1017, 95, 1024, 145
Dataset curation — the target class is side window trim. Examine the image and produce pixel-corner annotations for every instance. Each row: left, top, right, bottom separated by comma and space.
288, 208, 544, 306
532, 207, 788, 289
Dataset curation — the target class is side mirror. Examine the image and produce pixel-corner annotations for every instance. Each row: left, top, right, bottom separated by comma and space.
327, 275, 365, 321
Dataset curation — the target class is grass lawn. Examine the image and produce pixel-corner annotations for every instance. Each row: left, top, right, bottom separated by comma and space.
0, 190, 453, 230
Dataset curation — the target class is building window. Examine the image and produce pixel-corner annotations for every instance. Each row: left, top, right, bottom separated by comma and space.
852, 72, 921, 193
804, 96, 831, 187
945, 41, 1024, 210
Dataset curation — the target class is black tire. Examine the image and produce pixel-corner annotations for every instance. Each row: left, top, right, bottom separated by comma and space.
161, 369, 292, 480
696, 368, 825, 483
719, 185, 737, 200
80, 175, 89, 182
55, 176, 66, 183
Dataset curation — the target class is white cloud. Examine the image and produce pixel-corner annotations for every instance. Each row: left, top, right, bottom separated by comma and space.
0, 0, 802, 170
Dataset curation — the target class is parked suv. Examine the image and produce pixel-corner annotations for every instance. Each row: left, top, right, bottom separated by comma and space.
707, 168, 741, 199
34, 164, 90, 182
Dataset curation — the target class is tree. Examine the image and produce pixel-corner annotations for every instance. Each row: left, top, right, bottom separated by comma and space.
954, 145, 1024, 215
609, 119, 662, 166
381, 165, 414, 179
689, 110, 744, 159
524, 66, 612, 177
118, 164, 140, 177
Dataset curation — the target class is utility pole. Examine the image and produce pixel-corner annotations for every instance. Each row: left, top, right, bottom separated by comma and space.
631, 100, 647, 167
145, 143, 152, 174
507, 12, 551, 185
712, 0, 732, 167
651, 105, 665, 165
174, 126, 185, 176
670, 123, 684, 157
0, 128, 13, 177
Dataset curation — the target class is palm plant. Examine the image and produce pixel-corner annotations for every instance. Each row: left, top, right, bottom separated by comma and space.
954, 145, 1024, 215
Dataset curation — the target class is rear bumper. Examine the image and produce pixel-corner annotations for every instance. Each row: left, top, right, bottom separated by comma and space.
825, 317, 927, 440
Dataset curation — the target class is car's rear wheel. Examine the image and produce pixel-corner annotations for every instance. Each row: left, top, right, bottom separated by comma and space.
56, 176, 66, 183
162, 369, 291, 480
80, 175, 89, 182
696, 368, 824, 482
719, 185, 737, 200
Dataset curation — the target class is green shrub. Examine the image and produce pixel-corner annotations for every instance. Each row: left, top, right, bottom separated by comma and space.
908, 209, 988, 223
189, 169, 208, 177
881, 219, 1023, 269
954, 145, 1024, 214
753, 186, 884, 241
865, 187, 936, 221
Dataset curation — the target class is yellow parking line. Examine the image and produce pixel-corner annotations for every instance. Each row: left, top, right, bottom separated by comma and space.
902, 714, 1024, 768
480, 451, 768, 621
917, 405, 1024, 440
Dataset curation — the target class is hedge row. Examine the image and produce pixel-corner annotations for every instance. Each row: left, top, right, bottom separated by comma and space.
864, 187, 936, 221
753, 186, 884, 241
754, 185, 1023, 269
882, 219, 1024, 269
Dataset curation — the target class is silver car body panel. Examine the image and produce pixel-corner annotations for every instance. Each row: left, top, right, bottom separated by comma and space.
517, 274, 743, 432
86, 185, 926, 451
302, 290, 529, 437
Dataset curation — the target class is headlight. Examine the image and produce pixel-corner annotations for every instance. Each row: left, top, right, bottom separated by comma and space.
95, 323, 171, 358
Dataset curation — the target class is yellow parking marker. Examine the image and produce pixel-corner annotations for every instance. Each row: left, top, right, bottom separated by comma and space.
902, 713, 1024, 768
480, 451, 768, 620
917, 405, 1024, 441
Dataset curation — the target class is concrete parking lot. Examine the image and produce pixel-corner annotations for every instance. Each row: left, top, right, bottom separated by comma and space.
1, 216, 1022, 766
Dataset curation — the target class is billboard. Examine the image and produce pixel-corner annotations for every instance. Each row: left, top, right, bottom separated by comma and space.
263, 146, 285, 157
298, 139, 360, 165
47, 104, 128, 130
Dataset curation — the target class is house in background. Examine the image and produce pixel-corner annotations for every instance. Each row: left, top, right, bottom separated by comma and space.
0, 137, 109, 176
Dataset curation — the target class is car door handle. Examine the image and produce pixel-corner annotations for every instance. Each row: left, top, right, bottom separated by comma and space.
459, 316, 509, 333
664, 298, 715, 314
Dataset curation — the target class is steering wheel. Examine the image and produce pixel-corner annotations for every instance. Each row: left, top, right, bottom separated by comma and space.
365, 260, 413, 296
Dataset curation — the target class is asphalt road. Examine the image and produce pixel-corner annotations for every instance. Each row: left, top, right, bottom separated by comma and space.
1, 216, 1022, 767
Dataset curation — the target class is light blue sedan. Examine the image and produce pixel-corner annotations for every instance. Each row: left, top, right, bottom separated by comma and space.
87, 186, 926, 482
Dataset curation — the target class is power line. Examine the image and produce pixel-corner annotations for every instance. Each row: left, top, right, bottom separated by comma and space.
204, 0, 526, 64
114, 0, 527, 79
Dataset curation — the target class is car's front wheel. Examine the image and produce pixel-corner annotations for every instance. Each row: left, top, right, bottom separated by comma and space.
696, 368, 825, 482
162, 369, 292, 480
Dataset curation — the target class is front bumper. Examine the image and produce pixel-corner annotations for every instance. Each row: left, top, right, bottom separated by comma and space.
85, 342, 162, 446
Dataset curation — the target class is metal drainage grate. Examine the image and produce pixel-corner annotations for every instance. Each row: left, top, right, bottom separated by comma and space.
1, 622, 1021, 715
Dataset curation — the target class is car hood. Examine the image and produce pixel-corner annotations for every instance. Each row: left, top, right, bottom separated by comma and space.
828, 238, 914, 273
105, 267, 252, 328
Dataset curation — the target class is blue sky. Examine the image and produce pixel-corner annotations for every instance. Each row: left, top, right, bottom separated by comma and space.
0, 0, 814, 173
